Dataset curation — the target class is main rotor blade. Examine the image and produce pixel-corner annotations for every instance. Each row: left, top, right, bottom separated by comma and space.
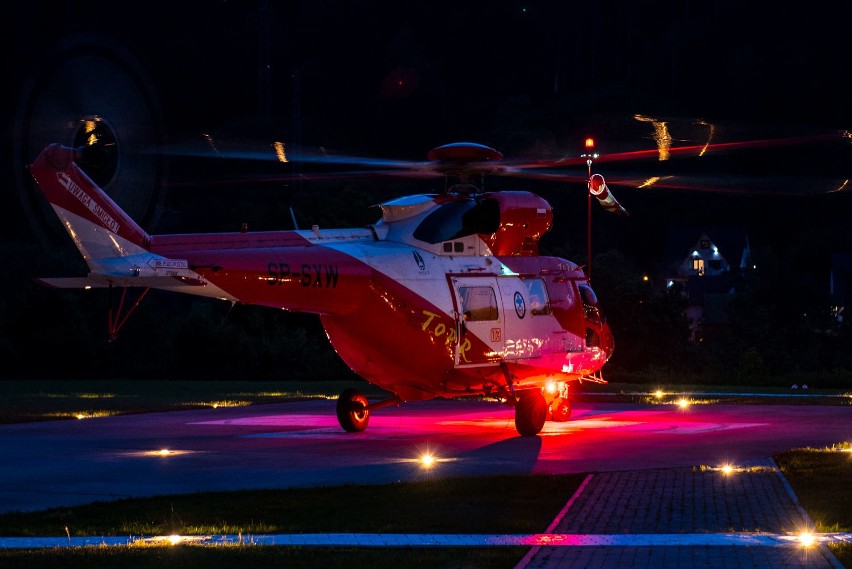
508, 132, 845, 170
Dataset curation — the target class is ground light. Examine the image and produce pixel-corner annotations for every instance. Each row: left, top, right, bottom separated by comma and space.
132, 535, 211, 547
132, 449, 196, 458
798, 531, 816, 547
677, 398, 690, 409
395, 445, 456, 472
420, 453, 436, 469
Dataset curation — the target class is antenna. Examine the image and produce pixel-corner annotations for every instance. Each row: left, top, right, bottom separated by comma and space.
289, 206, 299, 230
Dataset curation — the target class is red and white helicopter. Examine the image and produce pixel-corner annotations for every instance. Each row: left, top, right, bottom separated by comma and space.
29, 138, 632, 436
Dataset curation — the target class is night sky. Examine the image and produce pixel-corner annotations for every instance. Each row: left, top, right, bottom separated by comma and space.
6, 2, 852, 213
3, 1, 852, 368
6, 1, 852, 217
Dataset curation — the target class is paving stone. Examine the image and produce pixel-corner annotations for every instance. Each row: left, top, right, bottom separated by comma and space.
517, 465, 841, 569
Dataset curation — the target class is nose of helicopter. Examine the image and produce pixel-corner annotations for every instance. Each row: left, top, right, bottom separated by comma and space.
601, 320, 615, 361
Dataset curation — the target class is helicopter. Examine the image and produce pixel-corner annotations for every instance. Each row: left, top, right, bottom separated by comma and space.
28, 138, 636, 436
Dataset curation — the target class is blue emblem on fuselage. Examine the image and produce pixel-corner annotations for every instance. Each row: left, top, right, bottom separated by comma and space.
413, 250, 426, 271
514, 291, 526, 319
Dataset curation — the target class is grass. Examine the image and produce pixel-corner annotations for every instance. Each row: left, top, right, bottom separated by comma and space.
0, 379, 849, 567
0, 546, 523, 569
0, 475, 585, 537
0, 475, 582, 569
775, 443, 852, 567
0, 379, 392, 424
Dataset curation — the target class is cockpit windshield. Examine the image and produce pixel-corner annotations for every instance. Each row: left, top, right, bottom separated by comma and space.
412, 198, 500, 244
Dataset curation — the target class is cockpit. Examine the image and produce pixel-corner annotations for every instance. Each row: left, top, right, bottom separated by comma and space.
412, 197, 500, 244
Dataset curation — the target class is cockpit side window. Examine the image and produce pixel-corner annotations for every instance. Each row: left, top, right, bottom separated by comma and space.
524, 278, 551, 316
578, 283, 603, 325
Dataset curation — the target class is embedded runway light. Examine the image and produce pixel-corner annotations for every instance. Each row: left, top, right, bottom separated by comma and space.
798, 531, 816, 547
709, 463, 744, 474
127, 449, 196, 459
397, 445, 455, 471
420, 453, 436, 469
133, 534, 211, 547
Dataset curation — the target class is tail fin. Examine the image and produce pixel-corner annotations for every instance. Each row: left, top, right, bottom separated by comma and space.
28, 144, 152, 266
29, 144, 231, 298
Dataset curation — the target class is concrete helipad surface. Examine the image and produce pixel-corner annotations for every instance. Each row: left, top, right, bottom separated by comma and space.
1, 398, 849, 567
1, 399, 850, 513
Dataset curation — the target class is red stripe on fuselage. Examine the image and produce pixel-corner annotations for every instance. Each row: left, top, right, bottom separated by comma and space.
151, 232, 502, 400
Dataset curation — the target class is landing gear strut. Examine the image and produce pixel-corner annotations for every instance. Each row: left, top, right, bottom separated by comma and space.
549, 396, 572, 422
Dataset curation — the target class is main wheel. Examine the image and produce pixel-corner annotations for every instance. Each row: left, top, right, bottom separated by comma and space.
336, 388, 370, 432
550, 396, 571, 422
514, 389, 547, 436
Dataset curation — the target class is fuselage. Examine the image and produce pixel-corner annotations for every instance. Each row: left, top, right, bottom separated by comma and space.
29, 142, 614, 436
29, 144, 613, 405
149, 192, 614, 402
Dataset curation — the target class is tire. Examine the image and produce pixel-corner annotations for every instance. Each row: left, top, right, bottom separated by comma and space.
550, 396, 571, 422
514, 389, 547, 436
336, 388, 370, 432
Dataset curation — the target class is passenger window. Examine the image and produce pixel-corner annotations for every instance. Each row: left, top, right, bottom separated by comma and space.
459, 286, 499, 321
524, 278, 551, 316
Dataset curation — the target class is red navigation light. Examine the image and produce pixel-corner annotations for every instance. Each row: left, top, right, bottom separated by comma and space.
584, 138, 595, 150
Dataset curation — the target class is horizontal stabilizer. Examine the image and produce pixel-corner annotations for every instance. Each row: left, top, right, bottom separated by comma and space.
36, 275, 208, 289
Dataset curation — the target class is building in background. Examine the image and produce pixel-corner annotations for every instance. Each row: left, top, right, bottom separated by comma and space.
660, 226, 753, 343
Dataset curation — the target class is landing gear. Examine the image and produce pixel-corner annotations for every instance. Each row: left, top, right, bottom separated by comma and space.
336, 388, 370, 432
335, 390, 402, 433
514, 389, 547, 436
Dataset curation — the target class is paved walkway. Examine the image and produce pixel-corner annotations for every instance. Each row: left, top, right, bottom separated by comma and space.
516, 459, 845, 568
